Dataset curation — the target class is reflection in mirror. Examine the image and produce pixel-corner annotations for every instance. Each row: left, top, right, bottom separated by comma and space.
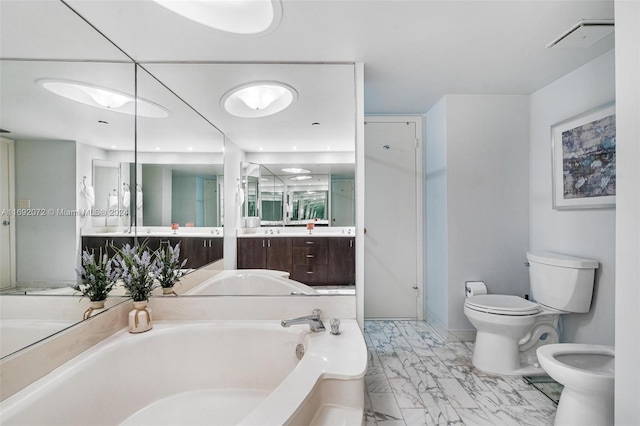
0, 59, 136, 358
135, 65, 225, 233
241, 162, 260, 223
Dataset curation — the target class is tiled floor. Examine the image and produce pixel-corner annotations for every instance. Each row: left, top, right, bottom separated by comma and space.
363, 320, 558, 425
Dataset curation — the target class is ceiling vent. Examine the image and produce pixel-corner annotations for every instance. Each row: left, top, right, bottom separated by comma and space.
546, 19, 614, 49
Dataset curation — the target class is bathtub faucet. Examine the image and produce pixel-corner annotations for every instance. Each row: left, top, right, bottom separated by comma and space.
281, 309, 326, 332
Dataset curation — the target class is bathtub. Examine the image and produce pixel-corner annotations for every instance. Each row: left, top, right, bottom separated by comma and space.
0, 320, 367, 425
186, 269, 318, 296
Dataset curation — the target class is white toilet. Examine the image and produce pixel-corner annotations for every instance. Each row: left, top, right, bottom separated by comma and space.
537, 344, 614, 426
463, 251, 599, 376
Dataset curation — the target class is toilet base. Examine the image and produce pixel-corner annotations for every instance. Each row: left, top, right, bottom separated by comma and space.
472, 331, 547, 376
554, 387, 614, 426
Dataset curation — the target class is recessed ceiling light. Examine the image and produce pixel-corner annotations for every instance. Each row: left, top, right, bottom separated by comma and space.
258, 147, 264, 151
188, 147, 193, 151
292, 146, 297, 150
37, 79, 169, 118
154, 147, 160, 150
290, 175, 312, 181
221, 81, 297, 118
152, 0, 282, 35
110, 145, 117, 149
282, 168, 310, 174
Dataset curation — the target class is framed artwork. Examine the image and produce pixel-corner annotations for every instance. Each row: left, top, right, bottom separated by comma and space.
551, 102, 616, 209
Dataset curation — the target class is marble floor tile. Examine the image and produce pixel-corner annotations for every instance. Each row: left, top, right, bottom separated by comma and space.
363, 320, 556, 426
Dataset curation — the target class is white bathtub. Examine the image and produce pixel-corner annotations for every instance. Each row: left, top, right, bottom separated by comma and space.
186, 269, 318, 296
0, 320, 367, 425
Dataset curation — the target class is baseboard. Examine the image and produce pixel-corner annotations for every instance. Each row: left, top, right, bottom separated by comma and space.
426, 312, 476, 342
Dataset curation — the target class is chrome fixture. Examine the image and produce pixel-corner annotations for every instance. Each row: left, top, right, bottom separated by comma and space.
281, 309, 326, 332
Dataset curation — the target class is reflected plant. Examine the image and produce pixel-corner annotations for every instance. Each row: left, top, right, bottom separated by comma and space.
114, 244, 160, 302
71, 247, 119, 302
155, 243, 188, 289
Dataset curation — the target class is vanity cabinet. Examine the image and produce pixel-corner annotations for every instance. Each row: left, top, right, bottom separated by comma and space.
236, 237, 292, 272
327, 237, 355, 285
237, 236, 355, 286
291, 237, 328, 284
81, 235, 223, 269
81, 236, 134, 257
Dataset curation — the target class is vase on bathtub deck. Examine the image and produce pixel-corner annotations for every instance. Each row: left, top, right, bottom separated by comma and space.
83, 300, 106, 320
129, 300, 153, 333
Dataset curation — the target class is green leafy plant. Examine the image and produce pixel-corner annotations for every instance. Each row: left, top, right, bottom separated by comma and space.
113, 244, 160, 302
71, 247, 119, 302
155, 243, 188, 289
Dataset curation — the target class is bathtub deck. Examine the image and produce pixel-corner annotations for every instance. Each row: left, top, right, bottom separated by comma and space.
121, 389, 271, 425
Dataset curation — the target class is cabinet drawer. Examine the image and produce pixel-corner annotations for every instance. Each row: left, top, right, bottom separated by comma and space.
291, 237, 328, 248
292, 247, 327, 265
292, 264, 328, 284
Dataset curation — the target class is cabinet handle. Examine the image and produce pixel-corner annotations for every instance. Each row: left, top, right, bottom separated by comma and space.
203, 240, 207, 248
306, 254, 314, 258
350, 240, 353, 248
268, 240, 271, 248
262, 240, 265, 248
306, 271, 315, 274
208, 240, 212, 248
305, 241, 315, 245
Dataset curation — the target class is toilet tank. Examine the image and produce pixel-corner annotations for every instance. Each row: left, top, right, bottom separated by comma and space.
526, 251, 599, 313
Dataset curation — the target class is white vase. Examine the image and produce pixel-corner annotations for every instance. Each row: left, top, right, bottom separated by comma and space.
83, 300, 106, 320
162, 286, 177, 296
129, 300, 152, 333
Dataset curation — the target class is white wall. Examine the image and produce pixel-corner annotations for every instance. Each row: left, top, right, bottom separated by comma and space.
447, 95, 530, 331
614, 0, 640, 423
425, 95, 530, 333
425, 97, 449, 327
529, 50, 616, 345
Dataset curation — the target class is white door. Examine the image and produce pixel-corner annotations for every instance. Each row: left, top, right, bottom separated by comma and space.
364, 121, 418, 318
0, 138, 14, 289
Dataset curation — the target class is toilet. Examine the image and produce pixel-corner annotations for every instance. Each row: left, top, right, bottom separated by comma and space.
464, 251, 599, 376
537, 344, 614, 426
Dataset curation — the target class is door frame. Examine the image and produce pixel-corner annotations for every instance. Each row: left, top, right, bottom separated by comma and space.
362, 115, 424, 320
0, 137, 16, 289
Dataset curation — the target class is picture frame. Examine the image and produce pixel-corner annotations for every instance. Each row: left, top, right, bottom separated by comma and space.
551, 102, 616, 210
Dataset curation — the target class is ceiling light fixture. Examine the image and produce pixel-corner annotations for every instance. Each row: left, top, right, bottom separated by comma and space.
282, 168, 310, 174
290, 175, 312, 181
221, 81, 297, 118
37, 79, 170, 118
152, 0, 282, 35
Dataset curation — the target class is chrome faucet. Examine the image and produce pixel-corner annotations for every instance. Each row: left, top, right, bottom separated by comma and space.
281, 309, 326, 332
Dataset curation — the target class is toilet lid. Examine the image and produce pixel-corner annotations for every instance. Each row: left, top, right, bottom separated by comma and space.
465, 295, 540, 316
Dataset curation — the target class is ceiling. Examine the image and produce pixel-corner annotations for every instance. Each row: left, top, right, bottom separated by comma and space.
0, 0, 615, 154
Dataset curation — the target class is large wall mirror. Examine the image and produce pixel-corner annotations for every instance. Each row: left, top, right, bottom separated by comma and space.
1, 2, 357, 359
0, 1, 136, 358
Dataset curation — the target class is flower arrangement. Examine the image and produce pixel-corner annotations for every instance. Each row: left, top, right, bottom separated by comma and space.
71, 248, 119, 302
155, 242, 188, 289
113, 244, 160, 302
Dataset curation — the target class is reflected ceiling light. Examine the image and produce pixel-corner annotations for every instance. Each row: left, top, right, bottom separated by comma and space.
221, 81, 297, 118
290, 175, 312, 181
152, 0, 282, 35
37, 79, 169, 118
282, 168, 310, 174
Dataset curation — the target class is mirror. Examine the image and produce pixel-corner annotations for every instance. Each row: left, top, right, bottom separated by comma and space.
135, 65, 225, 232
0, 1, 135, 358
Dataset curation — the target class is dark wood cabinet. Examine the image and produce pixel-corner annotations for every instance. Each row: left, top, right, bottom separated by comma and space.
237, 236, 354, 286
327, 237, 355, 285
81, 236, 134, 257
236, 237, 292, 272
81, 235, 223, 269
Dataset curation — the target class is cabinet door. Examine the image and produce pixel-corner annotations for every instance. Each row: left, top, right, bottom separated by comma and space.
266, 238, 292, 272
182, 238, 210, 269
237, 238, 267, 269
208, 238, 224, 264
81, 236, 133, 258
327, 237, 355, 285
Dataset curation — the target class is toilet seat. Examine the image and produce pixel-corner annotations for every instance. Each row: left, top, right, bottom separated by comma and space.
465, 295, 540, 316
